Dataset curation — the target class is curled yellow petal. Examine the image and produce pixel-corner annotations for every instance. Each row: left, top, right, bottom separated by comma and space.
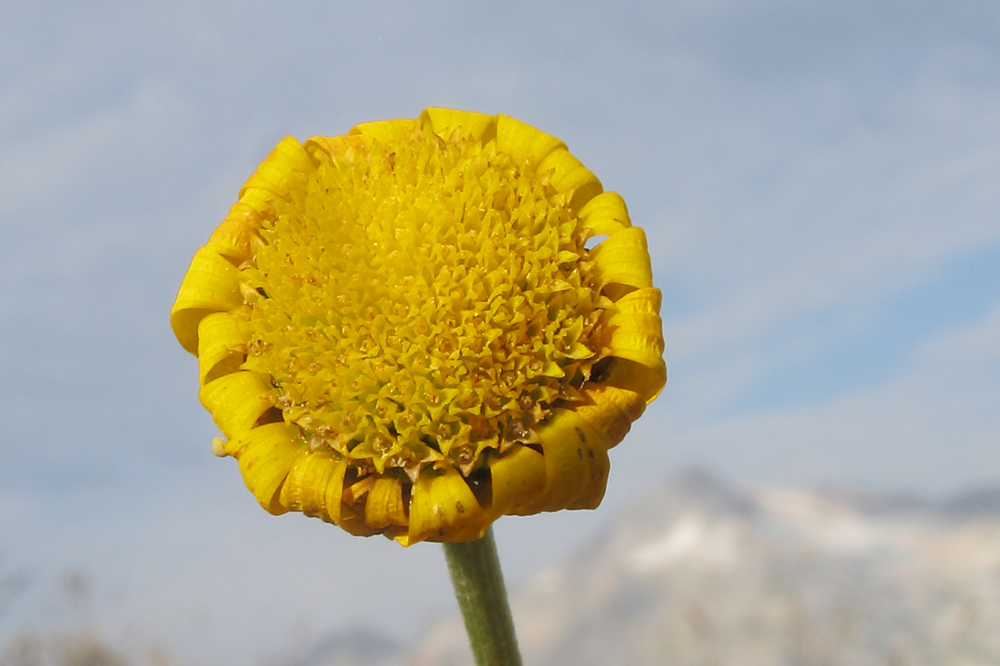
408, 468, 490, 544
488, 444, 547, 516
322, 461, 347, 526
304, 135, 368, 164
599, 287, 667, 402
494, 114, 567, 170
238, 136, 315, 201
349, 118, 422, 145
198, 371, 275, 440
598, 287, 665, 371
280, 450, 346, 523
566, 445, 611, 511
605, 355, 667, 405
590, 226, 653, 294
365, 476, 408, 529
197, 312, 247, 386
536, 148, 603, 211
237, 186, 279, 218
339, 505, 385, 538
520, 409, 610, 514
205, 202, 262, 264
579, 191, 632, 235
420, 108, 495, 141
574, 382, 647, 450
614, 285, 662, 317
232, 422, 307, 514
170, 247, 244, 354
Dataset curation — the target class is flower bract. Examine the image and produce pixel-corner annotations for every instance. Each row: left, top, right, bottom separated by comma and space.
170, 108, 665, 545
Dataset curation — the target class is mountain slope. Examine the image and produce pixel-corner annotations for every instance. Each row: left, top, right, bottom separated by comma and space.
411, 471, 1000, 666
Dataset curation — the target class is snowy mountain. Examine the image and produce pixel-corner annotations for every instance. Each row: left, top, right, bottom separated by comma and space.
304, 472, 1000, 666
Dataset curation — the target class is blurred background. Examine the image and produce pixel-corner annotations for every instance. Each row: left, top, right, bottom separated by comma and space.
2, 0, 998, 664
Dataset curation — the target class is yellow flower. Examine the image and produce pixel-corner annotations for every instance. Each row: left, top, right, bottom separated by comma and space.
170, 108, 665, 545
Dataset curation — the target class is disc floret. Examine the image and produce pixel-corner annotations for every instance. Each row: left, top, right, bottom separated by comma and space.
241, 129, 603, 480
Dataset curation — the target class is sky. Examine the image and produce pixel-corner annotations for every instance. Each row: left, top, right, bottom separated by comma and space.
1, 0, 999, 663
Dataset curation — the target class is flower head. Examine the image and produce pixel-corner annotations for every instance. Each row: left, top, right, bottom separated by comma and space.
170, 108, 665, 545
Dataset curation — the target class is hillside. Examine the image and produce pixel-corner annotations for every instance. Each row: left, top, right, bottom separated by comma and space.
302, 472, 1000, 666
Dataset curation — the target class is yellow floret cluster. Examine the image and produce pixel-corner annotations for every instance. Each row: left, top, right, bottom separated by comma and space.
240, 130, 604, 480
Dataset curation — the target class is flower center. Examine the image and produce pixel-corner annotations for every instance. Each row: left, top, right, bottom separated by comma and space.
240, 129, 603, 477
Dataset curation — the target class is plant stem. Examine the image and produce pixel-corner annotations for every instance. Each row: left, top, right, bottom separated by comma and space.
443, 527, 523, 666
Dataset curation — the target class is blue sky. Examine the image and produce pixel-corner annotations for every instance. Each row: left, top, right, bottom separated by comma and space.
2, 0, 999, 663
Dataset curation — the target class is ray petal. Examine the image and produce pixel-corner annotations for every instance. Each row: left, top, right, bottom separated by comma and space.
198, 371, 275, 440
365, 477, 408, 529
519, 409, 610, 514
349, 118, 422, 145
170, 247, 244, 354
578, 191, 632, 235
238, 136, 315, 200
408, 468, 491, 544
598, 287, 666, 375
304, 135, 368, 163
280, 450, 345, 523
590, 226, 653, 294
232, 422, 307, 514
420, 108, 496, 141
494, 115, 567, 170
488, 444, 547, 516
197, 311, 248, 386
205, 202, 262, 264
574, 383, 647, 450
536, 148, 603, 210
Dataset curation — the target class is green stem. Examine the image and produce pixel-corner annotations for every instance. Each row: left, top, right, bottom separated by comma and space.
443, 527, 523, 666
